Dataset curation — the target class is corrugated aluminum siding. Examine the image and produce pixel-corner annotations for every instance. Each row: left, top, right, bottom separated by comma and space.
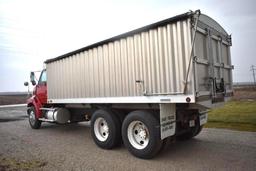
47, 19, 193, 99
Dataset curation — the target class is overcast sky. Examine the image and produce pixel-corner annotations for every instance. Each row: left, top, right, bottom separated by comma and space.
0, 0, 256, 92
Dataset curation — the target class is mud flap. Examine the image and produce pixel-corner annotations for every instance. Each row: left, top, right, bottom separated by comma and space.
160, 104, 176, 140
199, 113, 208, 126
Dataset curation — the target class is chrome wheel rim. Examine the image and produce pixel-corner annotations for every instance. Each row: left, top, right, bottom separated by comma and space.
94, 117, 109, 142
29, 110, 36, 125
127, 121, 149, 149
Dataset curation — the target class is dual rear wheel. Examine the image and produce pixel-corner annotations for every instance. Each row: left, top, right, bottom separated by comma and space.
177, 117, 203, 141
91, 110, 162, 159
122, 111, 162, 159
91, 109, 122, 149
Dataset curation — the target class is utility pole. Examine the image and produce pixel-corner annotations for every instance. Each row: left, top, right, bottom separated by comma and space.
251, 65, 256, 85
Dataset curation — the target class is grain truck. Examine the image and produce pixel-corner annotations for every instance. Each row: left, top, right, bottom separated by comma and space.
25, 10, 233, 158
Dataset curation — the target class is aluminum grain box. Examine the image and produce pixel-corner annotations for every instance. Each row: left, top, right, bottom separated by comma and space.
45, 10, 233, 107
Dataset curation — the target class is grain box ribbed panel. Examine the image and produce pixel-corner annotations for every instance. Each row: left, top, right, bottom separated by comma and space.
47, 18, 194, 99
62, 59, 67, 98
56, 60, 60, 97
64, 58, 68, 97
84, 52, 89, 97
81, 52, 86, 97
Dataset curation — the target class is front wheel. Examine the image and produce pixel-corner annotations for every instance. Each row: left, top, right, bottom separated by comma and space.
122, 111, 162, 159
28, 107, 42, 129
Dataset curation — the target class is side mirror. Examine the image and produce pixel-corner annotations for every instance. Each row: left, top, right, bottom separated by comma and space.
24, 82, 29, 86
30, 72, 36, 86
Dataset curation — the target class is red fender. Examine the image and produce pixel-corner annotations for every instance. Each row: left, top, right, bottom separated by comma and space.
27, 95, 43, 119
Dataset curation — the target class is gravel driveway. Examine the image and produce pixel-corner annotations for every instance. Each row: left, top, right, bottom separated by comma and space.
0, 106, 256, 171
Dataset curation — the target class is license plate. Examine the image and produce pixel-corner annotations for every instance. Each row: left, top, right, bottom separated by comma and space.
200, 114, 208, 126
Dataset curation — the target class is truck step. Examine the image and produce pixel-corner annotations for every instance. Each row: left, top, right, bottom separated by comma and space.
38, 118, 55, 122
40, 107, 55, 111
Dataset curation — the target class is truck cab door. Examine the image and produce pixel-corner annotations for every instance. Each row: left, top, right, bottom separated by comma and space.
36, 70, 47, 104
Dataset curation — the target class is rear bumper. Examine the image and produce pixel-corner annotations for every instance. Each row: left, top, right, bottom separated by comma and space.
195, 90, 233, 109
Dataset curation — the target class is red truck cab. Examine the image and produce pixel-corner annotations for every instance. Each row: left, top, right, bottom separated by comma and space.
26, 69, 47, 128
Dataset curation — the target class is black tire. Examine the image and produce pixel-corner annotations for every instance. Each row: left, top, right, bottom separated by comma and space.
177, 118, 203, 141
122, 110, 162, 159
28, 107, 42, 129
91, 109, 122, 149
194, 125, 203, 136
160, 136, 175, 152
112, 109, 126, 124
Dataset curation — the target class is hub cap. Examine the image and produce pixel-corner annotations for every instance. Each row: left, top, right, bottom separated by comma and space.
29, 110, 36, 125
94, 117, 109, 141
127, 121, 149, 149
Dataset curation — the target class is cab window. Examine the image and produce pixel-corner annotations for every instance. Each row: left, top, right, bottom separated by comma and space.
38, 70, 47, 84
